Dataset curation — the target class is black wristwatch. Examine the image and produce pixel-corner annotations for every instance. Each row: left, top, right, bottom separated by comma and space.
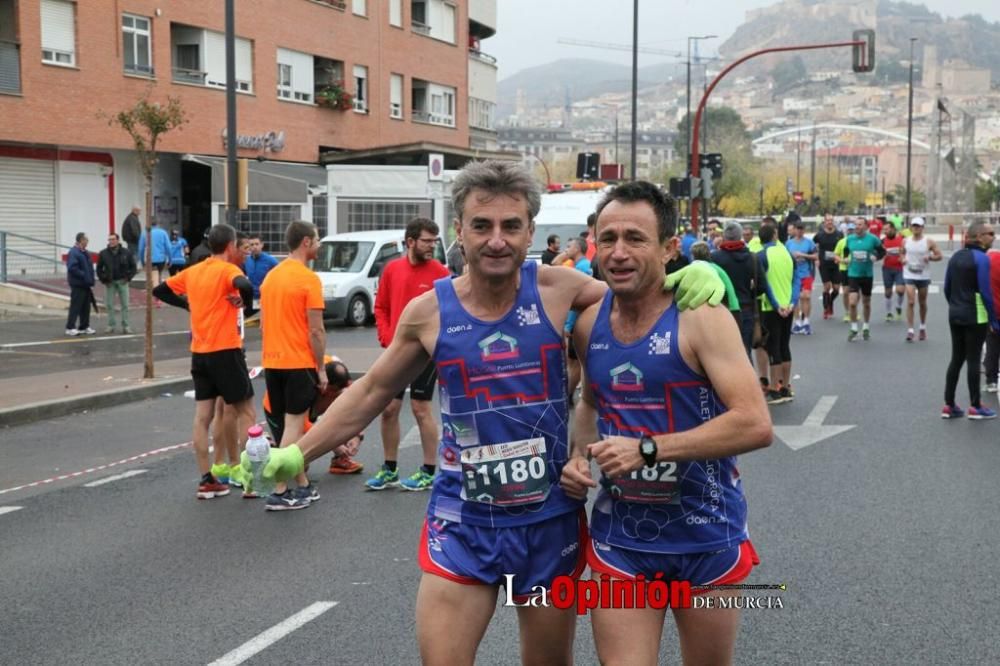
639, 435, 657, 468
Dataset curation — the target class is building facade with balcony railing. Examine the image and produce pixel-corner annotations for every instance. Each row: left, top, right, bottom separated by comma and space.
0, 0, 498, 265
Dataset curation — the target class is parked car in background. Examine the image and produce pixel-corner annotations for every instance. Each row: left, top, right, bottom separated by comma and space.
528, 189, 605, 263
313, 230, 445, 325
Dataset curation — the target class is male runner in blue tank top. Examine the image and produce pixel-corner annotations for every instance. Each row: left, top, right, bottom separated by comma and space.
245, 161, 726, 665
561, 181, 772, 666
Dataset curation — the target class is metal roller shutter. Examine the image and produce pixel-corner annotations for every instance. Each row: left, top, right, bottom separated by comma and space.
0, 157, 58, 275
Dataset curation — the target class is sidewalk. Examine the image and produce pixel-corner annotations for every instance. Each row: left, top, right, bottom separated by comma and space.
0, 346, 385, 428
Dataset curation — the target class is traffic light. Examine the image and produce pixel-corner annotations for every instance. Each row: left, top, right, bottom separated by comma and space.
699, 153, 723, 179
701, 171, 714, 199
852, 29, 875, 74
669, 176, 690, 198
576, 152, 601, 180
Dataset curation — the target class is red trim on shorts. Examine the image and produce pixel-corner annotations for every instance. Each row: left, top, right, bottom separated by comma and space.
801, 276, 815, 292
585, 538, 636, 582
702, 539, 760, 588
511, 509, 589, 604
417, 519, 481, 587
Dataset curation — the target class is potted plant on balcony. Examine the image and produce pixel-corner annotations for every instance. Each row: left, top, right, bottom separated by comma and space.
317, 81, 353, 111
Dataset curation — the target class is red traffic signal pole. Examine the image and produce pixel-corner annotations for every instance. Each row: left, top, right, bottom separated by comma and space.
690, 39, 866, 232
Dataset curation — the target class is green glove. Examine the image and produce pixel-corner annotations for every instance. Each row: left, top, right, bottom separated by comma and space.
240, 444, 305, 483
664, 260, 725, 310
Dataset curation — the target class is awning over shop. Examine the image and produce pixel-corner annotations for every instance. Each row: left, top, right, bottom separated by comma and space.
319, 141, 519, 170
182, 154, 327, 204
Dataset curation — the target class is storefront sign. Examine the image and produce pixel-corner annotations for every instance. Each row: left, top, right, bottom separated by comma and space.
220, 129, 286, 153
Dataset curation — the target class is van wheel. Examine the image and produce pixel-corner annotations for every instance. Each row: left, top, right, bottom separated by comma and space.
346, 295, 369, 327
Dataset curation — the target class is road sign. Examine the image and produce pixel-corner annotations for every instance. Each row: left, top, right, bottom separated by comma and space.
786, 177, 794, 196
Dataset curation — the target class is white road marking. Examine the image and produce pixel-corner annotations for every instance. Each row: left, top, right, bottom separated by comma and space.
0, 329, 190, 350
773, 395, 856, 451
207, 601, 338, 666
400, 426, 422, 450
0, 506, 24, 516
83, 469, 148, 487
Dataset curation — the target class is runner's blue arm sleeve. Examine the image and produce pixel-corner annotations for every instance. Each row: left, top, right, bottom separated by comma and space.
975, 251, 998, 326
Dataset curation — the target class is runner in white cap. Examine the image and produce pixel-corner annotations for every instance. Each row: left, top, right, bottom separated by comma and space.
900, 217, 943, 342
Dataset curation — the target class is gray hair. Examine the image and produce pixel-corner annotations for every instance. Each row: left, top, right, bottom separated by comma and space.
723, 222, 743, 241
968, 220, 991, 240
451, 160, 542, 224
690, 241, 711, 261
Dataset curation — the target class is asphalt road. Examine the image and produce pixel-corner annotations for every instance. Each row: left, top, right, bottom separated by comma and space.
2, 272, 1000, 664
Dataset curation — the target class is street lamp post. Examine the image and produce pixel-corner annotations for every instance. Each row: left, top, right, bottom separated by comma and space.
630, 0, 638, 180
905, 37, 917, 218
686, 34, 716, 219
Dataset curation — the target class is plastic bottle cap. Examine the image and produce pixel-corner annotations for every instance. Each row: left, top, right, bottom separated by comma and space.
247, 425, 264, 437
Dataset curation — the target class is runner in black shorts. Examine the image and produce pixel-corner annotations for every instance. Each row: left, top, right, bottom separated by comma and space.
396, 361, 438, 401
266, 368, 320, 421
813, 213, 844, 320
192, 349, 254, 403
847, 276, 874, 297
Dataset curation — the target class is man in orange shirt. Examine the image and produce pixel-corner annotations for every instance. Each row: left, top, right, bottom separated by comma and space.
153, 224, 255, 500
259, 221, 327, 511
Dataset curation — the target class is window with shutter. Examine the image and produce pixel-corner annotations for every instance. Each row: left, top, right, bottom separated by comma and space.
353, 64, 367, 112
389, 73, 403, 119
40, 0, 75, 66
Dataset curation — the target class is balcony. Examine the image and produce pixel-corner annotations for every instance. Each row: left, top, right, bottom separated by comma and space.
411, 20, 431, 36
468, 49, 496, 66
173, 67, 206, 85
0, 39, 20, 93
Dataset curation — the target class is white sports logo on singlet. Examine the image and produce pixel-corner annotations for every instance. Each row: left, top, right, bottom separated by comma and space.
516, 304, 541, 326
648, 332, 671, 355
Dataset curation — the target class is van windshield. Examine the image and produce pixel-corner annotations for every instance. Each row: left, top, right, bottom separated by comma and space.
529, 225, 588, 255
314, 241, 374, 273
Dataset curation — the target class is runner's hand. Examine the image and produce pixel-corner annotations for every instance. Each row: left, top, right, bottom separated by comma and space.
317, 371, 329, 394
240, 444, 305, 483
336, 435, 362, 458
664, 261, 725, 310
588, 437, 644, 478
560, 456, 597, 499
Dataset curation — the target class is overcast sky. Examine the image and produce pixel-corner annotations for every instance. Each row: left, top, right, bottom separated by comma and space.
490, 0, 1000, 80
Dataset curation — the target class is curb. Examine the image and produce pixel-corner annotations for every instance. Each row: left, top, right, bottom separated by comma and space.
0, 376, 192, 428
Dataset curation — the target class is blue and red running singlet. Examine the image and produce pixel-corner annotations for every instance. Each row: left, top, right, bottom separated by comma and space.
586, 292, 749, 553
429, 262, 584, 528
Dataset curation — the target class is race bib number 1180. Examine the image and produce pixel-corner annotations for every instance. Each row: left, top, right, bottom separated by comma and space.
460, 437, 550, 506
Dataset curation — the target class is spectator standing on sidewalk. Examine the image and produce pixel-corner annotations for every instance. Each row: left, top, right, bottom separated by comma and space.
121, 206, 141, 258
189, 229, 212, 265
244, 234, 279, 300
66, 232, 96, 336
96, 232, 136, 334
168, 228, 189, 276
365, 217, 450, 492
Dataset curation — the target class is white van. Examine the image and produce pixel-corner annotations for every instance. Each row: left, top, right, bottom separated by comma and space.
313, 230, 445, 326
528, 189, 606, 263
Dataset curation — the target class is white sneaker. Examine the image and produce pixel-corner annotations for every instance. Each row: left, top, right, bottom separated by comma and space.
987, 383, 998, 393
65, 328, 79, 336
81, 327, 96, 335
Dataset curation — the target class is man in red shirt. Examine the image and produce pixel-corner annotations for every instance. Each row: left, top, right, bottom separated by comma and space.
881, 222, 905, 321
869, 215, 884, 238
984, 248, 1000, 392
366, 217, 451, 491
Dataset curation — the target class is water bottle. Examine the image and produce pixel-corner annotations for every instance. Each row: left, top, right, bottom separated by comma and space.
245, 425, 273, 496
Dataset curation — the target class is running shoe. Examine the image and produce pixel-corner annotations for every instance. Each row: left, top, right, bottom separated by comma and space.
848, 330, 859, 342
197, 476, 230, 500
885, 312, 894, 322
967, 406, 997, 420
766, 390, 786, 405
81, 327, 97, 335
104, 326, 116, 334
123, 326, 134, 334
791, 322, 803, 335
294, 484, 321, 502
228, 464, 244, 488
941, 404, 965, 419
862, 328, 871, 341
364, 465, 400, 490
329, 456, 364, 474
802, 323, 812, 335
986, 383, 998, 393
842, 314, 851, 323
264, 490, 310, 511
400, 469, 435, 491
906, 331, 915, 343
210, 462, 230, 485
65, 328, 79, 336
778, 386, 793, 403
242, 488, 259, 499
918, 329, 927, 341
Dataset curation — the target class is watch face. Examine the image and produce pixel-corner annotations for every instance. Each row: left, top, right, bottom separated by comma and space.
641, 438, 655, 455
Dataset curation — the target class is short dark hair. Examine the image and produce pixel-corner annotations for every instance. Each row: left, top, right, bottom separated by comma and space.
969, 221, 991, 240
325, 359, 351, 389
405, 217, 439, 242
596, 180, 676, 243
208, 224, 237, 254
690, 241, 711, 261
785, 211, 801, 224
759, 222, 776, 244
587, 212, 597, 228
75, 232, 87, 243
546, 234, 559, 246
107, 232, 119, 241
285, 220, 317, 251
248, 233, 261, 241
568, 237, 586, 254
